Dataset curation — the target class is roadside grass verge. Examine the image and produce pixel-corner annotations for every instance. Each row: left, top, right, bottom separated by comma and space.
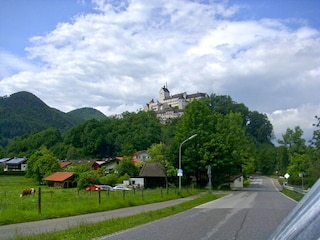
281, 188, 304, 202
13, 193, 223, 240
269, 176, 304, 202
0, 176, 201, 225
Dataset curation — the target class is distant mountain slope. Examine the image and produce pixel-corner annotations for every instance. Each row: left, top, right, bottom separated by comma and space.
67, 107, 106, 123
0, 91, 105, 143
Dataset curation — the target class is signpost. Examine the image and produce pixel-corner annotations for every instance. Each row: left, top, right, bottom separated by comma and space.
284, 173, 290, 186
299, 173, 304, 189
207, 165, 212, 191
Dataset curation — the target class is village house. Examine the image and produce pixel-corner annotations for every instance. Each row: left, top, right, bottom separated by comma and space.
92, 160, 107, 170
4, 157, 28, 172
131, 150, 150, 161
0, 158, 11, 169
89, 151, 150, 173
59, 161, 72, 169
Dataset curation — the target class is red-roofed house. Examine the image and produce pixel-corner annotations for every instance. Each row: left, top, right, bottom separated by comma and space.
43, 172, 75, 188
117, 156, 142, 167
59, 161, 72, 169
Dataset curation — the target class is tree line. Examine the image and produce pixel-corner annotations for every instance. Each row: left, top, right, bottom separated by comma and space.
0, 94, 319, 188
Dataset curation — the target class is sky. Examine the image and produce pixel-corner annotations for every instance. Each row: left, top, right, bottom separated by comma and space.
0, 0, 319, 142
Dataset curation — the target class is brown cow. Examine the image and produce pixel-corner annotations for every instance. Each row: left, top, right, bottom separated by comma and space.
20, 188, 36, 197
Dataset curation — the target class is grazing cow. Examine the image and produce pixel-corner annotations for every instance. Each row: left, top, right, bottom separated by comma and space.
20, 188, 36, 197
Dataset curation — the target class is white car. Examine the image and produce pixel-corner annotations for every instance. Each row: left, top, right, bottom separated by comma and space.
113, 185, 131, 191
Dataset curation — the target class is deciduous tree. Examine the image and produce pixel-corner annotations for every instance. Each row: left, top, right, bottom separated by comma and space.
26, 146, 61, 183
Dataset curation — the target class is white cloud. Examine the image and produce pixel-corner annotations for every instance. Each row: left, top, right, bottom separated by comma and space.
0, 0, 319, 140
267, 104, 320, 141
0, 50, 37, 79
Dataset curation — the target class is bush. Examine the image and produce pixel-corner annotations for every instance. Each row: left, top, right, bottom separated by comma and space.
77, 171, 100, 189
100, 173, 118, 186
118, 173, 130, 184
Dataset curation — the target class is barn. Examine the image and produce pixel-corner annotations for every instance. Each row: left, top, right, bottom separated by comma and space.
43, 172, 76, 188
138, 162, 167, 188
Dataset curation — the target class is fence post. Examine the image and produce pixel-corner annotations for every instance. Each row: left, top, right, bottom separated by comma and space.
38, 187, 41, 214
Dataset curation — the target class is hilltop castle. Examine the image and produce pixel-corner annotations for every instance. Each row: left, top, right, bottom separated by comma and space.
144, 86, 208, 123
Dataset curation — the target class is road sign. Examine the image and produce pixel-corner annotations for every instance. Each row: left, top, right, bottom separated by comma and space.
177, 169, 183, 176
284, 173, 290, 179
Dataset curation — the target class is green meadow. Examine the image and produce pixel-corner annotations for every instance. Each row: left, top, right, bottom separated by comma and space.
0, 175, 202, 225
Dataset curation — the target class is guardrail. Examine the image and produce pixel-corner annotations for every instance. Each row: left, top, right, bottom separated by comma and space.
283, 184, 309, 194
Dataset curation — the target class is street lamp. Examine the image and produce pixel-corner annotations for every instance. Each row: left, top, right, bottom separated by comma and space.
178, 133, 198, 192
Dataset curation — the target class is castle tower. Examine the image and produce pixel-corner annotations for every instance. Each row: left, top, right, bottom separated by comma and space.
159, 85, 170, 103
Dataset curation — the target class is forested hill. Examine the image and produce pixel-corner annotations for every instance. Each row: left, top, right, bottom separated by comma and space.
0, 91, 106, 142
67, 107, 106, 123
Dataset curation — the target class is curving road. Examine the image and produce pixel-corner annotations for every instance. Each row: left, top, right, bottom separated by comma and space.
98, 177, 296, 240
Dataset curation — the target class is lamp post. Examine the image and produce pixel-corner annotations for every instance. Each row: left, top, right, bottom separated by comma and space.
179, 134, 198, 192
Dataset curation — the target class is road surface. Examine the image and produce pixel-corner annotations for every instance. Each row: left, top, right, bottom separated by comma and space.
98, 177, 296, 240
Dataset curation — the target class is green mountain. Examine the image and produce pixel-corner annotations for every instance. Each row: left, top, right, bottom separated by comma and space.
0, 91, 106, 144
67, 107, 106, 123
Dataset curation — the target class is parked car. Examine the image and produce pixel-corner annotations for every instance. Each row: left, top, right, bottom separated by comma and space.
85, 184, 113, 191
99, 185, 114, 191
113, 185, 131, 191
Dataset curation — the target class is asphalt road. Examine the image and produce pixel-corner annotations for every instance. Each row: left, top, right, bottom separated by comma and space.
97, 177, 297, 240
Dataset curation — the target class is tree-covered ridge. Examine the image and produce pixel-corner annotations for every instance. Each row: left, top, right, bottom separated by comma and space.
67, 107, 106, 123
0, 91, 106, 144
63, 111, 162, 159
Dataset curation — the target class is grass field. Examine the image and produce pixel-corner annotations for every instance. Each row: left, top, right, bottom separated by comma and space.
0, 175, 202, 225
12, 193, 220, 240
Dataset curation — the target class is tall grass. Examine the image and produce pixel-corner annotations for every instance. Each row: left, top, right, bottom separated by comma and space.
0, 176, 201, 225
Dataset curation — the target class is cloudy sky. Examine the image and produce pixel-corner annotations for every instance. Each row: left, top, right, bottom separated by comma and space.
0, 0, 319, 142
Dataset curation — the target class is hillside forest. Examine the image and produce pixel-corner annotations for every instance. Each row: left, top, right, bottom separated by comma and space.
0, 92, 319, 189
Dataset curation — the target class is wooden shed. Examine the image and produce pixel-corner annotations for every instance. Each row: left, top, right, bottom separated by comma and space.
43, 172, 75, 188
138, 162, 167, 188
230, 174, 243, 190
